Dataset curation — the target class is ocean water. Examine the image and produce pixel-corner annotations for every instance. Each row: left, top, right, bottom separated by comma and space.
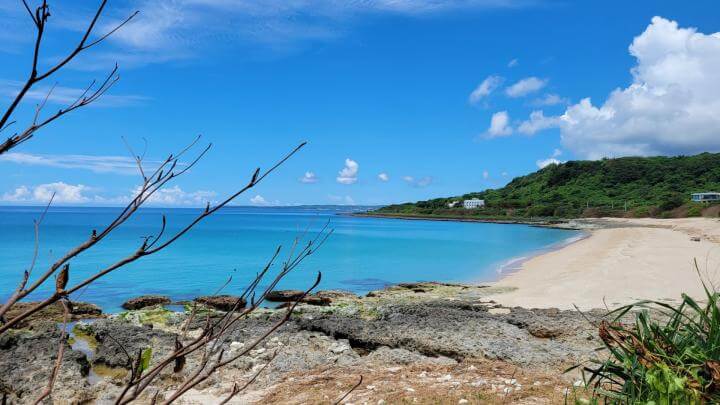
0, 206, 580, 312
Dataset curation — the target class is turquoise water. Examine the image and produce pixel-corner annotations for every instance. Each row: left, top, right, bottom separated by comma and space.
0, 206, 580, 312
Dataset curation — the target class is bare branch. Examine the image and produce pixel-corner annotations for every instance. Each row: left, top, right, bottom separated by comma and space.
333, 375, 364, 405
33, 299, 70, 404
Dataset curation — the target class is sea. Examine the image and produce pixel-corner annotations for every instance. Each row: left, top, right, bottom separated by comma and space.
0, 206, 581, 312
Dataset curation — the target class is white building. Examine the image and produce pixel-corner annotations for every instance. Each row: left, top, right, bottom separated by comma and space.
691, 192, 720, 203
463, 199, 485, 209
447, 200, 459, 208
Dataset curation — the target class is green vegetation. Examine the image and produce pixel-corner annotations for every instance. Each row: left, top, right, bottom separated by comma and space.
374, 153, 720, 219
578, 274, 720, 404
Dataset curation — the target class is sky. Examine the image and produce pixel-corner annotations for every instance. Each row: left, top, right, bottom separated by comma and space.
0, 0, 719, 207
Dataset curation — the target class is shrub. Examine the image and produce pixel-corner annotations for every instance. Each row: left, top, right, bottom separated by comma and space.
579, 274, 720, 404
687, 203, 703, 217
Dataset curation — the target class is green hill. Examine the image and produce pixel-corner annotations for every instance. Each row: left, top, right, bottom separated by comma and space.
375, 152, 720, 219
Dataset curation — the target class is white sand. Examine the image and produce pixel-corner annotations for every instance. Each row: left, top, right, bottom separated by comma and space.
490, 218, 720, 310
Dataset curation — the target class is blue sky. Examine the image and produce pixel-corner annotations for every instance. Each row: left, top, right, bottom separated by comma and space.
0, 0, 719, 206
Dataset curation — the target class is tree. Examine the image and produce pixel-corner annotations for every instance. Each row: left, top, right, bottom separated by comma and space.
0, 2, 323, 403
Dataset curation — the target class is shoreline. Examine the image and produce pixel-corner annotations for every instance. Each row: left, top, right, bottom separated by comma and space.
488, 217, 720, 310
492, 231, 591, 279
348, 212, 584, 230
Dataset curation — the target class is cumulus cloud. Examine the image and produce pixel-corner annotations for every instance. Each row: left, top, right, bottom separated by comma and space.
518, 110, 561, 135
559, 17, 720, 158
134, 185, 216, 206
486, 111, 513, 138
536, 149, 563, 168
328, 194, 355, 205
505, 77, 547, 98
1, 182, 92, 204
299, 171, 318, 184
377, 172, 389, 182
469, 75, 503, 104
336, 158, 359, 184
402, 176, 433, 188
249, 194, 281, 206
1, 182, 218, 206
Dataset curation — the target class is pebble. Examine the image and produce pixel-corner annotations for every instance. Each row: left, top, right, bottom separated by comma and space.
387, 366, 402, 373
377, 400, 386, 405
405, 387, 415, 393
366, 385, 376, 390
458, 400, 469, 404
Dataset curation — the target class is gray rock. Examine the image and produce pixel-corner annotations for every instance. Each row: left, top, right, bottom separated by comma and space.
265, 290, 305, 302
121, 295, 171, 310
195, 295, 246, 312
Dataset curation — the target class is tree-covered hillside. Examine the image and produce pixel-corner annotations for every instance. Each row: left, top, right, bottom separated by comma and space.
375, 153, 720, 219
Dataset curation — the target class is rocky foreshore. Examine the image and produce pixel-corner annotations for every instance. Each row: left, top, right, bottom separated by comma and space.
0, 283, 609, 404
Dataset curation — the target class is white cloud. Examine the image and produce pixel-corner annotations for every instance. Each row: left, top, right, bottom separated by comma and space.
2, 182, 92, 204
328, 194, 355, 205
299, 171, 318, 184
536, 149, 563, 168
135, 185, 216, 206
518, 110, 561, 135
402, 176, 433, 188
0, 152, 162, 175
469, 75, 503, 104
507, 58, 519, 68
505, 77, 547, 98
250, 195, 267, 205
560, 17, 720, 159
486, 111, 513, 138
336, 158, 359, 184
482, 170, 489, 179
50, 0, 533, 67
532, 93, 569, 106
377, 172, 389, 182
0, 80, 147, 107
1, 182, 217, 206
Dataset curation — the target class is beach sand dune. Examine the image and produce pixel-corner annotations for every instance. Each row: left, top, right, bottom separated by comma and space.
491, 218, 720, 310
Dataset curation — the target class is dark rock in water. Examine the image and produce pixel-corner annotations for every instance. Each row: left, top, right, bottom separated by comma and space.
3, 301, 102, 329
121, 295, 171, 310
275, 294, 332, 308
195, 295, 246, 311
71, 302, 103, 316
266, 290, 305, 302
302, 296, 331, 306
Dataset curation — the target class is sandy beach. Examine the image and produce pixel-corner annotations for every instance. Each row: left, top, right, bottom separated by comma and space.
491, 217, 720, 310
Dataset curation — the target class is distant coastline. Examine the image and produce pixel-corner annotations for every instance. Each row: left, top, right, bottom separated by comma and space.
349, 211, 581, 230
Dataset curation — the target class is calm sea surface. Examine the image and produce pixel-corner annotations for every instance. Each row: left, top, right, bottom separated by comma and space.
0, 206, 580, 312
